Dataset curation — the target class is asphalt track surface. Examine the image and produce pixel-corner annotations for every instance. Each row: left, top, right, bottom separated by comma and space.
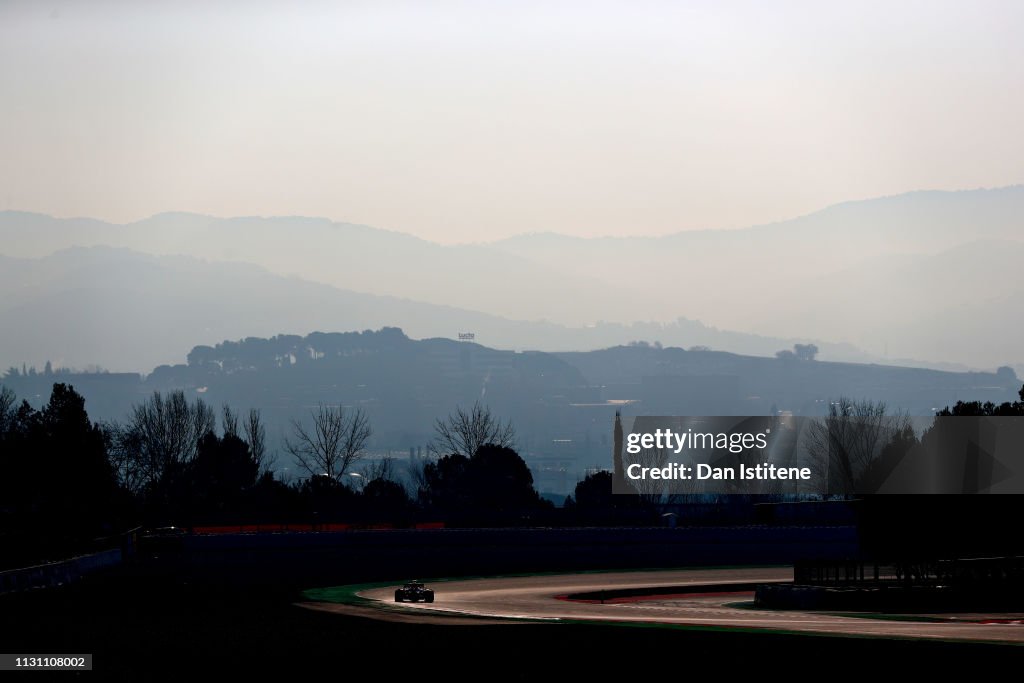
358, 568, 1024, 644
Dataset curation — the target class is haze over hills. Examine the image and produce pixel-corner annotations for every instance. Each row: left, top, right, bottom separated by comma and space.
0, 247, 864, 373
0, 211, 637, 325
486, 187, 1024, 363
0, 186, 1021, 370
3, 327, 1018, 497
759, 239, 1024, 365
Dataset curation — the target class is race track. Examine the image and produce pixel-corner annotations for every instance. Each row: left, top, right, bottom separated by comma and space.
358, 568, 1024, 644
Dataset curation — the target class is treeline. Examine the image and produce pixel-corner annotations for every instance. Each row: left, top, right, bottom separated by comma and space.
937, 384, 1024, 417
815, 387, 1024, 495
185, 327, 412, 372
12, 381, 1017, 568
3, 360, 92, 379
2, 384, 620, 567
0, 384, 126, 567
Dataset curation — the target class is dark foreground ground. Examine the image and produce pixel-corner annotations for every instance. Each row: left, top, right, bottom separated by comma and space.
1, 568, 1021, 680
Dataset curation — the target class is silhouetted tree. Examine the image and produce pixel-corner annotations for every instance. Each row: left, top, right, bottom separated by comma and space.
299, 474, 359, 522
0, 385, 15, 434
243, 408, 271, 474
936, 383, 1024, 416
358, 456, 397, 486
470, 444, 543, 512
247, 470, 303, 521
284, 404, 371, 480
361, 478, 412, 522
419, 453, 471, 513
221, 403, 239, 437
429, 401, 515, 457
418, 444, 547, 524
574, 470, 615, 510
186, 432, 259, 517
42, 385, 118, 533
110, 390, 216, 498
570, 470, 646, 525
0, 384, 119, 559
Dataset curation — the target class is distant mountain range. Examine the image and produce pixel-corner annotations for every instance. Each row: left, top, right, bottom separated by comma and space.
0, 247, 864, 372
1, 185, 1021, 371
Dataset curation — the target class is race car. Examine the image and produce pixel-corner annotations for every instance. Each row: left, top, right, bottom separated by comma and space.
394, 580, 435, 603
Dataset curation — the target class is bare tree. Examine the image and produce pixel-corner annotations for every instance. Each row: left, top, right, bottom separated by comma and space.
345, 456, 401, 493
221, 403, 239, 438
407, 458, 430, 498
111, 390, 215, 494
429, 401, 515, 457
360, 456, 397, 482
623, 445, 672, 504
804, 397, 911, 495
221, 404, 273, 474
243, 408, 272, 474
284, 404, 372, 480
0, 385, 16, 434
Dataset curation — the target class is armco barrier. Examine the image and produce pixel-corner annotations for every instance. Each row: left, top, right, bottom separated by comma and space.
0, 549, 122, 595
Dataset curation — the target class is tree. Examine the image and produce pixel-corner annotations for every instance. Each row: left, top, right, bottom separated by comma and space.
429, 401, 515, 457
1, 384, 118, 539
298, 473, 359, 521
418, 444, 548, 524
361, 477, 412, 522
936, 383, 1024, 416
777, 344, 818, 361
222, 404, 271, 473
110, 390, 216, 497
0, 385, 15, 435
243, 408, 271, 474
566, 470, 646, 524
573, 470, 615, 509
793, 343, 819, 361
469, 444, 542, 512
358, 456, 397, 485
624, 443, 672, 503
221, 403, 239, 437
186, 432, 259, 516
804, 397, 913, 495
284, 404, 371, 480
418, 453, 471, 513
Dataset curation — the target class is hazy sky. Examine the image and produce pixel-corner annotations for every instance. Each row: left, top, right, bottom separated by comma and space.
2, 1, 1022, 243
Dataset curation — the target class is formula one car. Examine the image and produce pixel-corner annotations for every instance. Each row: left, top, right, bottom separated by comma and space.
394, 580, 435, 603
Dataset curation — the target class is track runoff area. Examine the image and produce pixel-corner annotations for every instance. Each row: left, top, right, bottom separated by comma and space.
355, 568, 1024, 644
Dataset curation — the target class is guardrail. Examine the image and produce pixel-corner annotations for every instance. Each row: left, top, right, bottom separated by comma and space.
0, 549, 122, 595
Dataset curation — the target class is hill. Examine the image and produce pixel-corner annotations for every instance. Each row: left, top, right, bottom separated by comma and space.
2, 186, 1022, 369
0, 247, 867, 372
2, 329, 1018, 497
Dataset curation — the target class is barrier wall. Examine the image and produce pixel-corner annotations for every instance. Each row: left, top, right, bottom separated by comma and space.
141, 525, 859, 587
0, 549, 122, 595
